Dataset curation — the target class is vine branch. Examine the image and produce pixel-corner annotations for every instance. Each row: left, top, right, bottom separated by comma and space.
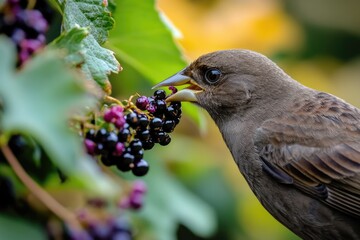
1, 144, 79, 227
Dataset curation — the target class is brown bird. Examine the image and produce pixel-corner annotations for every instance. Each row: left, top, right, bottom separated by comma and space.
154, 50, 360, 240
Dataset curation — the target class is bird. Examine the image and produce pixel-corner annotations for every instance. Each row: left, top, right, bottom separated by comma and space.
153, 50, 360, 240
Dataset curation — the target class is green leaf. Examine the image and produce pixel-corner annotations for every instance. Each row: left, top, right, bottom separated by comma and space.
138, 160, 217, 239
55, 0, 120, 93
107, 0, 186, 84
0, 214, 46, 240
0, 37, 116, 195
50, 26, 89, 66
59, 0, 114, 44
81, 34, 119, 93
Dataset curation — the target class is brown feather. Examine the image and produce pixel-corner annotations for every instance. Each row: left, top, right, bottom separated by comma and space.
255, 92, 360, 218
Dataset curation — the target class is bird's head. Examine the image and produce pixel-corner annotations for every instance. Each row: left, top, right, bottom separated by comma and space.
154, 50, 296, 123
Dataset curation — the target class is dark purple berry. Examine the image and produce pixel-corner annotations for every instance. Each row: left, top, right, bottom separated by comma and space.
135, 96, 149, 110
162, 120, 175, 133
129, 139, 142, 152
147, 96, 155, 105
155, 99, 167, 113
150, 117, 163, 130
136, 129, 150, 141
147, 104, 156, 114
174, 117, 181, 125
101, 154, 116, 167
125, 147, 132, 153
169, 86, 178, 94
116, 151, 135, 171
121, 152, 135, 166
170, 101, 181, 110
138, 115, 149, 129
133, 149, 144, 161
142, 139, 154, 150
116, 160, 132, 172
103, 132, 118, 150
159, 134, 171, 146
95, 128, 109, 142
153, 89, 166, 100
152, 131, 166, 143
165, 105, 177, 119
118, 128, 131, 142
126, 112, 139, 128
96, 143, 106, 155
175, 109, 182, 118
132, 159, 149, 176
86, 129, 96, 141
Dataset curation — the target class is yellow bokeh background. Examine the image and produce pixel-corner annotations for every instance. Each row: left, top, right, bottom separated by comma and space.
158, 0, 302, 59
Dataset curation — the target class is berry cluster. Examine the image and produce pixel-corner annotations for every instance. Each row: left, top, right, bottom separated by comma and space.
54, 216, 133, 240
0, 0, 49, 65
84, 89, 181, 177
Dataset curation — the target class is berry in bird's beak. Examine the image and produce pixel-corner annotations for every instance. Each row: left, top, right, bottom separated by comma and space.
152, 69, 203, 102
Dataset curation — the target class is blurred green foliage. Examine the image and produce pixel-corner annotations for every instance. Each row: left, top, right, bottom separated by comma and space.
0, 213, 46, 240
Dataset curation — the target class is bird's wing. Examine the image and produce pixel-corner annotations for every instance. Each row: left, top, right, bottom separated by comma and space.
254, 94, 360, 218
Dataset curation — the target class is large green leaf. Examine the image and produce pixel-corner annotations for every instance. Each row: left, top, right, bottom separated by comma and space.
108, 0, 186, 84
0, 214, 46, 240
59, 0, 114, 45
50, 26, 89, 66
0, 37, 115, 195
81, 34, 120, 93
56, 0, 120, 93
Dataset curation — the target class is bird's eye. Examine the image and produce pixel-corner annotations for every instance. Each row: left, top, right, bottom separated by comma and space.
204, 68, 222, 84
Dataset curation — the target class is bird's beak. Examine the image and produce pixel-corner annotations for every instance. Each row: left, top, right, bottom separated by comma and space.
152, 69, 203, 102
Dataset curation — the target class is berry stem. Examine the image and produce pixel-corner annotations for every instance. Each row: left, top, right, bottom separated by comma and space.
124, 94, 143, 111
0, 144, 79, 227
71, 115, 94, 122
104, 96, 124, 106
